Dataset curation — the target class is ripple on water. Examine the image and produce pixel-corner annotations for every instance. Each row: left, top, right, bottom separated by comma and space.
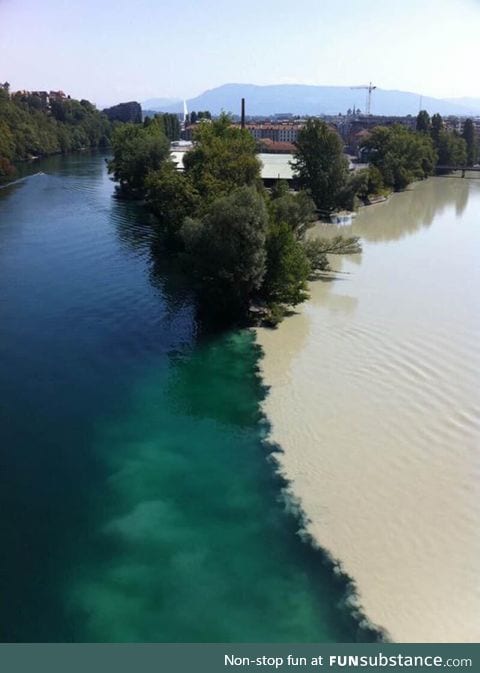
257, 177, 480, 643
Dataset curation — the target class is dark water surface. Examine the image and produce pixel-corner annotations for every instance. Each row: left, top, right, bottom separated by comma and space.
0, 154, 372, 642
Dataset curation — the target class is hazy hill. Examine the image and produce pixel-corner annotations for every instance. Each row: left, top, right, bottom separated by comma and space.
142, 97, 181, 110
147, 84, 480, 117
445, 97, 480, 114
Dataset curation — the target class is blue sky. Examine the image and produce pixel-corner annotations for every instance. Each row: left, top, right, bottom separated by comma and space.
1, 0, 479, 106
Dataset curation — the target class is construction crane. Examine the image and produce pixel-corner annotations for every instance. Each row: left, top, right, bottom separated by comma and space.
350, 82, 377, 116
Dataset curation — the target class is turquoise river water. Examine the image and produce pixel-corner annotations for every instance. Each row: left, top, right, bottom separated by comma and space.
0, 154, 379, 642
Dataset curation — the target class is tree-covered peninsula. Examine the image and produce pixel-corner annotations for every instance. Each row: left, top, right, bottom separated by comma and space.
108, 114, 361, 325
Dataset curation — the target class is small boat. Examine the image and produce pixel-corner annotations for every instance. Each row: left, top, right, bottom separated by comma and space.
330, 211, 354, 226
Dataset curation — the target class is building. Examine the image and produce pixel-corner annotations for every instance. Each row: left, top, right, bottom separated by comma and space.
256, 138, 296, 154
48, 90, 66, 101
244, 122, 303, 143
31, 91, 50, 106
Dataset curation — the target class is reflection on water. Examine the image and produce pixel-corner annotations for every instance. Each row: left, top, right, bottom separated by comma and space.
310, 177, 472, 244
257, 176, 480, 642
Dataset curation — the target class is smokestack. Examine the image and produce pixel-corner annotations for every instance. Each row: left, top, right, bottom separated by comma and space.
241, 98, 245, 129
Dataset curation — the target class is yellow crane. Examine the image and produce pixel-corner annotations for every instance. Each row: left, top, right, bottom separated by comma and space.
350, 82, 377, 115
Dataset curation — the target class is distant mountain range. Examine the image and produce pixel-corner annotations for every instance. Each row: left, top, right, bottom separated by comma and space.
444, 97, 480, 113
141, 84, 480, 117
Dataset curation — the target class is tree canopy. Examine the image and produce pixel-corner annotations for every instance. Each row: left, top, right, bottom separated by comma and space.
361, 125, 437, 190
416, 110, 431, 134
269, 189, 316, 239
182, 113, 262, 207
146, 161, 199, 241
181, 186, 268, 319
107, 122, 170, 196
462, 119, 477, 166
103, 102, 142, 124
435, 130, 467, 167
262, 221, 310, 309
292, 119, 349, 212
144, 113, 180, 141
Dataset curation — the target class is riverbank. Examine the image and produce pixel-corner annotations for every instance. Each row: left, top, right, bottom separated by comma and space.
256, 176, 480, 642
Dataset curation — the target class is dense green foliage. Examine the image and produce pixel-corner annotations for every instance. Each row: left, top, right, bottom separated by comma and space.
182, 114, 262, 207
103, 101, 142, 124
292, 119, 349, 212
303, 236, 362, 274
145, 113, 261, 239
181, 187, 269, 318
361, 125, 437, 190
0, 88, 112, 179
416, 110, 431, 134
188, 111, 212, 124
362, 113, 472, 190
426, 113, 468, 168
145, 161, 200, 241
144, 113, 180, 140
107, 121, 170, 196
435, 130, 467, 167
462, 119, 477, 166
262, 221, 310, 309
430, 113, 443, 146
269, 188, 316, 239
335, 166, 385, 209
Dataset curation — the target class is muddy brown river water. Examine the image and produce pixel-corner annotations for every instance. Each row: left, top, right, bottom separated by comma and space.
257, 176, 480, 642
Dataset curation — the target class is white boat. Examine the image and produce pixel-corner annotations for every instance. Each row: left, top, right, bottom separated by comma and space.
330, 211, 354, 226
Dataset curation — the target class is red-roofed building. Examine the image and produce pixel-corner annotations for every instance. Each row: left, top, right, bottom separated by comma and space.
257, 138, 296, 153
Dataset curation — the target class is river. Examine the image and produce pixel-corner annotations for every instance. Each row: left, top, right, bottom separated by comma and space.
0, 153, 379, 642
257, 175, 480, 642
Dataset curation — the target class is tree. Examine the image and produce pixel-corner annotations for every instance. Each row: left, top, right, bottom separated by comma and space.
183, 113, 261, 207
462, 119, 477, 166
270, 179, 290, 200
436, 131, 467, 167
145, 162, 199, 242
181, 186, 268, 318
262, 222, 310, 308
337, 169, 367, 209
430, 113, 443, 146
303, 235, 362, 273
269, 190, 316, 239
416, 110, 431, 133
366, 166, 385, 195
291, 119, 349, 212
107, 122, 170, 196
103, 101, 142, 124
361, 125, 437, 190
153, 113, 180, 141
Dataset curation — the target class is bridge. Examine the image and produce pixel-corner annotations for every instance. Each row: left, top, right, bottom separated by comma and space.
435, 165, 480, 178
